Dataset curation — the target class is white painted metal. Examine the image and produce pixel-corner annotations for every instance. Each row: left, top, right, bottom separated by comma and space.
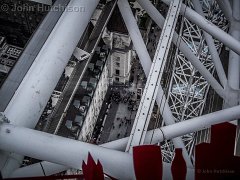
162, 0, 240, 56
137, 0, 226, 100
224, 0, 240, 123
4, 0, 99, 128
0, 123, 135, 180
126, 0, 182, 152
9, 101, 240, 177
11, 152, 194, 180
0, 123, 196, 179
118, 0, 193, 167
192, 0, 227, 88
165, 0, 228, 162
0, 0, 100, 177
137, 0, 227, 163
104, 104, 240, 146
3, 104, 240, 178
1, 0, 239, 178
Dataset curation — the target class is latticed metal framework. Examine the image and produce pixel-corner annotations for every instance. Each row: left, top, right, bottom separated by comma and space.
161, 0, 229, 163
0, 0, 240, 179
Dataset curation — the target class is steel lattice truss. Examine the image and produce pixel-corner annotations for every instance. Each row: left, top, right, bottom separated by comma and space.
161, 0, 228, 163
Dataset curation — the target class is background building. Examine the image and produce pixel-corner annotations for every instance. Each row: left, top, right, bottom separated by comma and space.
103, 7, 134, 84
0, 36, 22, 87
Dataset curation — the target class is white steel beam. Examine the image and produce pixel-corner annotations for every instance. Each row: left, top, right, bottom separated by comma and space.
4, 0, 99, 128
224, 0, 240, 121
0, 123, 135, 180
117, 0, 193, 167
0, 123, 195, 179
0, 0, 100, 177
162, 0, 240, 56
125, 0, 182, 152
10, 103, 240, 177
105, 104, 240, 147
192, 0, 227, 88
137, 0, 226, 99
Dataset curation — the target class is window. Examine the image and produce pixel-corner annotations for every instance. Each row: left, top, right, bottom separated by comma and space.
116, 62, 120, 67
115, 77, 119, 82
115, 69, 120, 75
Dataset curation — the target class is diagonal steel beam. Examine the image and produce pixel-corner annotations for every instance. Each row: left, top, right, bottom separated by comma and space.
0, 123, 195, 179
117, 0, 193, 167
11, 103, 240, 177
137, 0, 226, 100
163, 0, 240, 55
161, 0, 240, 56
3, 104, 240, 178
125, 0, 182, 152
0, 0, 100, 177
192, 0, 228, 88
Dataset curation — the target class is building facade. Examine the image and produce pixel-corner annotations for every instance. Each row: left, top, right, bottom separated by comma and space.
103, 7, 135, 85
105, 31, 133, 84
0, 36, 22, 87
78, 56, 109, 141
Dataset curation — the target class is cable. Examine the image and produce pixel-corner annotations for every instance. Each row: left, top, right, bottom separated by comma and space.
40, 162, 46, 176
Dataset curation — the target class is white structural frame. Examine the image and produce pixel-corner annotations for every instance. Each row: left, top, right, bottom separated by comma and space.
163, 0, 228, 162
125, 0, 182, 153
2, 104, 240, 179
118, 0, 193, 167
0, 0, 100, 177
0, 0, 240, 178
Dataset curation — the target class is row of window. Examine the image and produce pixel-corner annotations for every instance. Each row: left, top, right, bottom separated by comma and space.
0, 59, 15, 67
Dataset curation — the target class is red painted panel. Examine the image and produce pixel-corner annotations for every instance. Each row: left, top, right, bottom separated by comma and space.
133, 145, 163, 180
195, 123, 240, 180
171, 148, 187, 180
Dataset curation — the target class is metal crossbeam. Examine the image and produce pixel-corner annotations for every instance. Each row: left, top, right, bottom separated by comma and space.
125, 0, 182, 153
164, 0, 228, 161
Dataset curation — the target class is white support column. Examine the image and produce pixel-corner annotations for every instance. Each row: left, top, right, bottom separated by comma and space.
0, 0, 100, 177
117, 0, 193, 167
224, 0, 240, 122
125, 0, 182, 152
161, 0, 240, 56
192, 0, 228, 88
137, 0, 226, 99
4, 0, 99, 128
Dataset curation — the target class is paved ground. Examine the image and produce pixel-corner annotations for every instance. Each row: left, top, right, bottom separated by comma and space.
97, 58, 146, 144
